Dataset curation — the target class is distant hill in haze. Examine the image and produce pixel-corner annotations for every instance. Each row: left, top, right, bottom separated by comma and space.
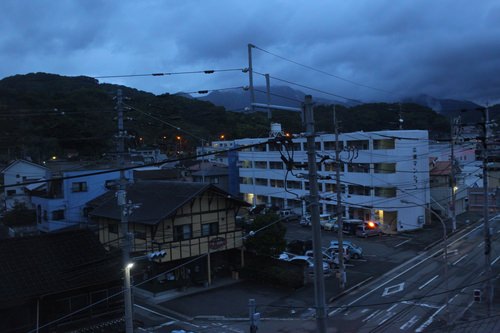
198, 85, 355, 112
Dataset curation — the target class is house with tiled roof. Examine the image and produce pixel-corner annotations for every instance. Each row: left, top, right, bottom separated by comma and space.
0, 229, 122, 332
88, 180, 249, 289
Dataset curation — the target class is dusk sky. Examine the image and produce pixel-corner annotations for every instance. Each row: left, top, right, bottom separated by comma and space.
1, 0, 499, 104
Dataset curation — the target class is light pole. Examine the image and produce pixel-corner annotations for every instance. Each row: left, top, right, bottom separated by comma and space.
402, 200, 449, 324
124, 262, 134, 333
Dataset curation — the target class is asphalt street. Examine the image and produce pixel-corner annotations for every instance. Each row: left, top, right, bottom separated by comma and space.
133, 212, 498, 333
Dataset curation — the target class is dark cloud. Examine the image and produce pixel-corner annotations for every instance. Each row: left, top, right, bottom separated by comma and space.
0, 0, 498, 103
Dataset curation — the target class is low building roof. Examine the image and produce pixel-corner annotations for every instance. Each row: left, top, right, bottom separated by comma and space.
89, 180, 249, 225
0, 229, 120, 307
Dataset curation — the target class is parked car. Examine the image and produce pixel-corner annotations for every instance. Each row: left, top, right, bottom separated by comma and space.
319, 214, 335, 229
329, 240, 363, 259
286, 239, 312, 255
355, 221, 382, 238
299, 214, 311, 227
304, 250, 340, 268
286, 255, 332, 275
279, 209, 301, 222
323, 218, 339, 231
342, 218, 364, 235
326, 245, 351, 262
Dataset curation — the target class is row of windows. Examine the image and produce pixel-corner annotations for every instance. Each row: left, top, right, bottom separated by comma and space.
108, 222, 220, 241
241, 161, 396, 174
240, 177, 397, 198
239, 139, 395, 152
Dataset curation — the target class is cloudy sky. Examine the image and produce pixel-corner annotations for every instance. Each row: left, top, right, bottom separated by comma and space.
1, 0, 499, 104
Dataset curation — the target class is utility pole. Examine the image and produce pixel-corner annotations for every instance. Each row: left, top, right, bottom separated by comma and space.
450, 118, 457, 232
116, 89, 134, 333
247, 43, 255, 111
480, 105, 493, 314
304, 95, 327, 333
265, 73, 271, 119
334, 106, 346, 290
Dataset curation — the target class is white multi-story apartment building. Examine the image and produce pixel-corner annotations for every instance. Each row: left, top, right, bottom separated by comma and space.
236, 127, 431, 233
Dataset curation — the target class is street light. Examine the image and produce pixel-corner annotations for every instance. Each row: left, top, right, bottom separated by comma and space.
401, 200, 449, 324
124, 262, 134, 333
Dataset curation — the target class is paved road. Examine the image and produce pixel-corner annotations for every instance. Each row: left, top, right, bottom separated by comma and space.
133, 213, 497, 332
327, 214, 500, 333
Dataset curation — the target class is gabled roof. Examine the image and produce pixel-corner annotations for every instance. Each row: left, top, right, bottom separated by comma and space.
0, 229, 121, 307
0, 159, 49, 174
430, 160, 461, 176
90, 181, 249, 225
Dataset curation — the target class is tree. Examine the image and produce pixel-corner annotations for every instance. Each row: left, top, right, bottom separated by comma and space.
244, 212, 287, 257
1, 202, 36, 227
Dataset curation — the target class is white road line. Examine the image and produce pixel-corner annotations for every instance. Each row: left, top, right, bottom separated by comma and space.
134, 304, 177, 320
401, 301, 440, 309
477, 241, 484, 248
395, 239, 411, 248
328, 222, 484, 317
378, 311, 395, 326
492, 255, 500, 266
387, 303, 399, 312
452, 254, 468, 266
400, 315, 419, 330
418, 275, 439, 290
449, 294, 459, 303
415, 303, 447, 332
362, 310, 381, 322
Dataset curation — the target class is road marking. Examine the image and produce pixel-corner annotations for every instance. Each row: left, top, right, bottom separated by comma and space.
394, 239, 411, 248
382, 282, 405, 296
362, 310, 381, 322
492, 255, 500, 266
418, 275, 439, 290
328, 222, 484, 317
452, 254, 468, 266
378, 311, 395, 326
401, 301, 440, 309
449, 293, 459, 303
134, 304, 177, 320
477, 241, 484, 248
387, 303, 399, 312
400, 315, 419, 330
415, 303, 447, 332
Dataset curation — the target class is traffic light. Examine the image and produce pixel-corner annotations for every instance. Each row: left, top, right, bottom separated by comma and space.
473, 289, 481, 302
148, 250, 166, 260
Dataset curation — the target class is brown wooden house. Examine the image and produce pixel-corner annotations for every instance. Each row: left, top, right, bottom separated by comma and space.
89, 181, 249, 288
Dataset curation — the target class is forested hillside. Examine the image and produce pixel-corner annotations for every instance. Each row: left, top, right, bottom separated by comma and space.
0, 73, 452, 163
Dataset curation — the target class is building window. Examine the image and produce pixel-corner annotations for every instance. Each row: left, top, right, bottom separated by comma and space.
210, 177, 219, 184
349, 185, 371, 196
71, 181, 88, 192
6, 189, 16, 196
346, 140, 369, 150
374, 163, 396, 174
202, 222, 219, 236
286, 180, 302, 189
270, 161, 284, 170
348, 163, 370, 173
255, 161, 267, 169
255, 178, 268, 186
270, 179, 284, 188
240, 177, 253, 185
240, 160, 252, 168
374, 187, 397, 198
174, 225, 192, 241
105, 180, 118, 190
52, 209, 65, 220
373, 139, 395, 149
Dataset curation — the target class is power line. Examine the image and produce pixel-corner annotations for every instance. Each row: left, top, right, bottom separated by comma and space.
92, 68, 247, 79
254, 70, 363, 104
252, 44, 395, 96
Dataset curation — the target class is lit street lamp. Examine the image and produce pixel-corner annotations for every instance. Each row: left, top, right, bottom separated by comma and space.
401, 200, 449, 324
124, 262, 134, 333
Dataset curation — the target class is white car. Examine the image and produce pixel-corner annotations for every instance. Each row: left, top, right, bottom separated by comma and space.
304, 250, 339, 268
287, 255, 332, 275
